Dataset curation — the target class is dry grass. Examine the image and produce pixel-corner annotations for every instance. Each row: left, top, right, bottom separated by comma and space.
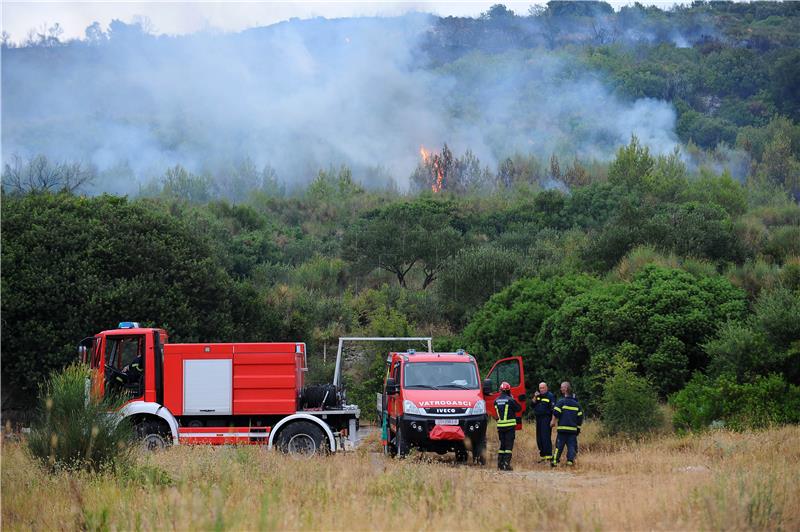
3, 421, 799, 531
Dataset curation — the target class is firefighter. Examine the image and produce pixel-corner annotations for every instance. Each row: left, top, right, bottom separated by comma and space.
532, 382, 555, 462
494, 381, 520, 471
551, 381, 582, 467
120, 353, 144, 385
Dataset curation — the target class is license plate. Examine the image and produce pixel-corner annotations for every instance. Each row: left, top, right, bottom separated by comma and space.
435, 419, 459, 425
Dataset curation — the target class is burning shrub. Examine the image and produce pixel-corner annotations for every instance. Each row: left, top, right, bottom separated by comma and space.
27, 364, 134, 472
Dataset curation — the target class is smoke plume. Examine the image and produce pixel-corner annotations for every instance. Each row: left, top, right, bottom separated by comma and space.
2, 14, 681, 194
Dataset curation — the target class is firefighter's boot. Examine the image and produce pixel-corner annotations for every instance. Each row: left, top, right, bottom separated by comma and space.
497, 454, 504, 470
505, 454, 513, 471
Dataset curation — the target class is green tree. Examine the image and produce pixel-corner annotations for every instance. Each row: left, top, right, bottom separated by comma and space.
1, 193, 280, 400
462, 274, 599, 371
436, 245, 520, 326
342, 198, 465, 289
608, 136, 655, 191
537, 266, 746, 395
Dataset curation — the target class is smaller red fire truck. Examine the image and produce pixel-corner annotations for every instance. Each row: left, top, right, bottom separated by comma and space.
379, 349, 526, 463
78, 322, 360, 455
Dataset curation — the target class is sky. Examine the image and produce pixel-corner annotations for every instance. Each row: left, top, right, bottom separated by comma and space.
1, 1, 683, 43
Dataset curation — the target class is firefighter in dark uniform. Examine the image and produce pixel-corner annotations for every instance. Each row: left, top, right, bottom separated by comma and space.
494, 381, 521, 471
551, 381, 583, 467
532, 381, 555, 462
119, 353, 144, 386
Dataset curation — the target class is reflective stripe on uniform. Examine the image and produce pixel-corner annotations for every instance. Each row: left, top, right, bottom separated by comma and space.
539, 398, 550, 403
497, 403, 516, 427
557, 426, 578, 431
553, 406, 562, 413
498, 450, 512, 454
577, 411, 583, 416
562, 406, 579, 411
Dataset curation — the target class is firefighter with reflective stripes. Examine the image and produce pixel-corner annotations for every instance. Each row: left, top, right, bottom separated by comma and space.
120, 353, 143, 385
494, 381, 521, 471
551, 381, 582, 467
533, 382, 555, 462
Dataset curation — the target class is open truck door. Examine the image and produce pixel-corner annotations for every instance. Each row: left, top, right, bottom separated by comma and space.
484, 356, 526, 426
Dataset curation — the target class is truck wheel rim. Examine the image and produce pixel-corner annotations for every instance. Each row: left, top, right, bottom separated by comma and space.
287, 434, 316, 455
142, 434, 166, 451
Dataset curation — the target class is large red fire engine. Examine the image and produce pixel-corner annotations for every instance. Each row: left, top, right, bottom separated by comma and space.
79, 322, 360, 454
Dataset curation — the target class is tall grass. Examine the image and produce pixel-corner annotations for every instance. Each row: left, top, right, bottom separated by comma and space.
27, 364, 133, 472
4, 421, 799, 530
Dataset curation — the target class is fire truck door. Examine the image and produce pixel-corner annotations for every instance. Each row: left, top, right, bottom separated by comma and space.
484, 356, 527, 419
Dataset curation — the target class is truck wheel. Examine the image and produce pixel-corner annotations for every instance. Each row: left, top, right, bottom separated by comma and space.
277, 421, 327, 457
396, 424, 409, 458
472, 438, 487, 465
386, 432, 397, 457
455, 446, 468, 464
137, 420, 171, 452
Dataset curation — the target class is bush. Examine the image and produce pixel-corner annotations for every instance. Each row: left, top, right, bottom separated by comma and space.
670, 373, 800, 431
601, 361, 663, 437
1, 193, 282, 402
27, 364, 133, 472
462, 274, 599, 369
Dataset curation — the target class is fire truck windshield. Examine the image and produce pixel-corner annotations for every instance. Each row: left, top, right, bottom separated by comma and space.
404, 362, 479, 389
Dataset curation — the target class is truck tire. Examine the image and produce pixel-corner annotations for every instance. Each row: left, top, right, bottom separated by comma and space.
455, 446, 468, 463
137, 420, 172, 452
276, 421, 327, 457
396, 424, 409, 458
472, 438, 487, 465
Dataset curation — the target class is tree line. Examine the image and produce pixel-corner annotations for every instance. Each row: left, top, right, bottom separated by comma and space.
3, 137, 799, 432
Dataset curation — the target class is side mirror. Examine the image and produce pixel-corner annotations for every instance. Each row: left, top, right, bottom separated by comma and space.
77, 345, 88, 364
482, 379, 493, 396
386, 378, 399, 395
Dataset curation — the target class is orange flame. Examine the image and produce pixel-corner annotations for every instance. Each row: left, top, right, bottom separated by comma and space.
420, 146, 431, 163
419, 145, 443, 193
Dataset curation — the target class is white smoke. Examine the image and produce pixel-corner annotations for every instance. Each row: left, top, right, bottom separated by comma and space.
2, 14, 681, 194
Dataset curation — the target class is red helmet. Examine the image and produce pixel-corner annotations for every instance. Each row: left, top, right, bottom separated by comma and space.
500, 381, 511, 391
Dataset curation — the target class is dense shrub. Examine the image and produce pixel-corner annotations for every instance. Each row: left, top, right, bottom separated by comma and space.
28, 364, 133, 472
670, 373, 800, 431
1, 193, 282, 401
538, 266, 746, 394
462, 274, 599, 369
601, 361, 663, 437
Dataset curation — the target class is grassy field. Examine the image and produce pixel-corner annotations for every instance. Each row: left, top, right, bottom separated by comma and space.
3, 421, 799, 531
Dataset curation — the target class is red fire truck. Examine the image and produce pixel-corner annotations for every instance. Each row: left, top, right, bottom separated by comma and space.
78, 322, 360, 455
379, 349, 526, 463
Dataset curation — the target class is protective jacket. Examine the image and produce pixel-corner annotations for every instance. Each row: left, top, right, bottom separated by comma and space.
533, 391, 555, 418
553, 396, 583, 433
495, 391, 521, 430
121, 354, 144, 383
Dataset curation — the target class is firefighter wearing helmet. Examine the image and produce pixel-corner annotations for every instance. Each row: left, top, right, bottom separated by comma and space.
494, 381, 521, 471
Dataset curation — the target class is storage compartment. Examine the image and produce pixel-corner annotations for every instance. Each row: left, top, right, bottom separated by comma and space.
183, 359, 232, 415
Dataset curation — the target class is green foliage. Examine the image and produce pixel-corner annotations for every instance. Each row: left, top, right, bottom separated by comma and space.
435, 245, 520, 325
462, 274, 599, 370
159, 165, 214, 203
682, 171, 748, 217
608, 136, 654, 190
342, 198, 465, 289
27, 364, 133, 472
1, 193, 281, 398
538, 266, 746, 395
601, 358, 663, 437
706, 287, 800, 384
670, 373, 800, 431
